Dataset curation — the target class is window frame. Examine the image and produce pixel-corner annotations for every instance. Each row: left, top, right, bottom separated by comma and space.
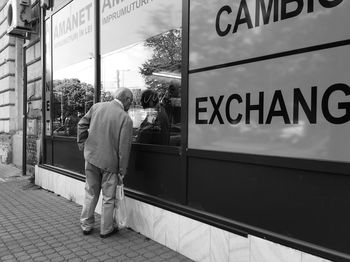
42, 0, 189, 175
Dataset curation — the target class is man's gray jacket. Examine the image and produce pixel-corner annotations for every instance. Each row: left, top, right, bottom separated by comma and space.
77, 100, 133, 176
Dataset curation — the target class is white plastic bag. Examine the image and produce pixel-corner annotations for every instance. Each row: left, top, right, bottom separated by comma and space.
114, 181, 127, 229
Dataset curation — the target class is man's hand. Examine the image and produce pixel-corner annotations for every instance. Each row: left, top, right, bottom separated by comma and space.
117, 173, 124, 185
78, 142, 84, 151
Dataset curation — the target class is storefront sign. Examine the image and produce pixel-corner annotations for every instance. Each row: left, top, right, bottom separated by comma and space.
188, 0, 350, 162
188, 46, 350, 163
100, 0, 181, 55
215, 0, 343, 37
195, 84, 349, 126
189, 0, 349, 70
52, 0, 94, 71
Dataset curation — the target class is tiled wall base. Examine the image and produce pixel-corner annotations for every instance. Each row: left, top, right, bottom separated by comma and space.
35, 166, 332, 262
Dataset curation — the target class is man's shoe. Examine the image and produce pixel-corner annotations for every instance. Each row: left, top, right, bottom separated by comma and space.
83, 229, 93, 235
100, 228, 118, 238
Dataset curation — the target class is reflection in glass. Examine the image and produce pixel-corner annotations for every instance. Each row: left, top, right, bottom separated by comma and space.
51, 0, 95, 137
101, 29, 182, 146
52, 60, 94, 137
136, 89, 170, 145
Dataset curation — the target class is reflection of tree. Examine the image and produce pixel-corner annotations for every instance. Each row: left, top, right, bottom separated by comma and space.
131, 89, 142, 106
53, 79, 94, 122
53, 79, 119, 122
139, 29, 181, 96
101, 90, 114, 102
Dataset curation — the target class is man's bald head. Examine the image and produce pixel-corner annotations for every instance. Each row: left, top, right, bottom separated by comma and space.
115, 88, 133, 111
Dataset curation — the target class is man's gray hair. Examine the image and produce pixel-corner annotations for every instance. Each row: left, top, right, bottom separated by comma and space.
115, 87, 133, 103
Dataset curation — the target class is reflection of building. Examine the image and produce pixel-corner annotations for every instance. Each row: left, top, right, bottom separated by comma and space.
3, 0, 350, 261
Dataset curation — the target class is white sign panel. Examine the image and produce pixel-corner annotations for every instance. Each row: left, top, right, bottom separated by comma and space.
100, 0, 181, 55
53, 0, 94, 71
189, 0, 350, 70
188, 46, 350, 163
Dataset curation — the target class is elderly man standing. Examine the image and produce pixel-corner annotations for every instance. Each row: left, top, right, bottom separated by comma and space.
77, 88, 133, 238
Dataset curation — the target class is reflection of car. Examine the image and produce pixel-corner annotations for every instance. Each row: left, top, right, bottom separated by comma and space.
169, 124, 181, 146
128, 106, 147, 128
52, 121, 61, 130
53, 125, 77, 136
170, 124, 181, 134
53, 126, 67, 136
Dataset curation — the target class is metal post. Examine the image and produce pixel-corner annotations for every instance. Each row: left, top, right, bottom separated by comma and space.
22, 45, 27, 176
40, 6, 46, 165
94, 0, 101, 103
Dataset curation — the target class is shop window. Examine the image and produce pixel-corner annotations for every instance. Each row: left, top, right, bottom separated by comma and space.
100, 0, 182, 146
51, 0, 95, 137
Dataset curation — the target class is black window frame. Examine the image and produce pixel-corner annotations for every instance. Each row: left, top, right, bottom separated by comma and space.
42, 0, 189, 193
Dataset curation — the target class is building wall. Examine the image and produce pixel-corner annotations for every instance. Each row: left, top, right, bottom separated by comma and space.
0, 0, 41, 171
25, 0, 41, 174
12, 36, 24, 167
0, 0, 16, 164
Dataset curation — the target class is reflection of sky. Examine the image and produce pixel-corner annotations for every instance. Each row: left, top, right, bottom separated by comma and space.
53, 59, 94, 84
101, 0, 181, 55
128, 107, 147, 128
53, 41, 153, 91
101, 43, 152, 91
52, 0, 94, 72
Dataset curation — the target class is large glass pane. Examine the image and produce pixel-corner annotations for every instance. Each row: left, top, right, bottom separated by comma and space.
52, 0, 95, 137
100, 0, 182, 146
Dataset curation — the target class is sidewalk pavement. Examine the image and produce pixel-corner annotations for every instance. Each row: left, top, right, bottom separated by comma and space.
0, 164, 192, 262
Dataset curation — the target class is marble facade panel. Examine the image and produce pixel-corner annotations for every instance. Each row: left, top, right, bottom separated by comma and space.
179, 216, 210, 262
210, 226, 229, 262
251, 236, 302, 262
302, 253, 332, 262
35, 167, 335, 262
228, 232, 250, 262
